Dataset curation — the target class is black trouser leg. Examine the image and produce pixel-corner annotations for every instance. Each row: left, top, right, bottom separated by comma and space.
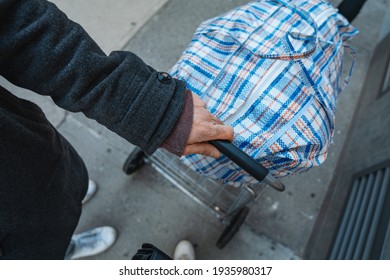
338, 0, 367, 22
0, 88, 88, 259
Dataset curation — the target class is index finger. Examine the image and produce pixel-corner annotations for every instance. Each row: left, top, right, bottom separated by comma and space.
200, 123, 235, 143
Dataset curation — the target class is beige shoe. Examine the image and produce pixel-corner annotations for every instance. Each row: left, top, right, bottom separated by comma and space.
82, 179, 97, 205
173, 240, 195, 260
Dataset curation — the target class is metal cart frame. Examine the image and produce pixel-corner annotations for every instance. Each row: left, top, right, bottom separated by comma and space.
123, 141, 285, 248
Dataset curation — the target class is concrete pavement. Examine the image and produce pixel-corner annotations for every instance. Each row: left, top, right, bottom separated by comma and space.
51, 0, 170, 54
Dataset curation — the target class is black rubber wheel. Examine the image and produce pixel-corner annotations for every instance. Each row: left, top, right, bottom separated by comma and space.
122, 147, 146, 175
216, 207, 250, 249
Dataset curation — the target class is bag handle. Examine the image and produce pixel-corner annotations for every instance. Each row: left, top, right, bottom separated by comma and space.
196, 0, 319, 60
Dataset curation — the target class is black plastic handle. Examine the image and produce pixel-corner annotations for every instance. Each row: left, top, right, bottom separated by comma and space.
210, 140, 269, 181
209, 140, 285, 192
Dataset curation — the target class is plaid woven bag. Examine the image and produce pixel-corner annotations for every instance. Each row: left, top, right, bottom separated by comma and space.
170, 0, 358, 187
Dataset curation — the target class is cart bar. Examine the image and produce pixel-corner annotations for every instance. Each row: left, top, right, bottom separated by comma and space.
210, 140, 285, 192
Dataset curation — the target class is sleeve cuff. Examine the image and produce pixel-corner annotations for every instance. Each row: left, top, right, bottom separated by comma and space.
160, 90, 194, 156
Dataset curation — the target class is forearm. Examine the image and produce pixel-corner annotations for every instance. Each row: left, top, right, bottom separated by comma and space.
0, 0, 187, 154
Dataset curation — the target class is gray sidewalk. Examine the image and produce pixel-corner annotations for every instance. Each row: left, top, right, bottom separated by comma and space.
2, 0, 389, 259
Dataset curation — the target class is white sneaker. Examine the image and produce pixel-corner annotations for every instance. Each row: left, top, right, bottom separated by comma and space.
65, 226, 117, 259
82, 180, 97, 205
173, 240, 195, 260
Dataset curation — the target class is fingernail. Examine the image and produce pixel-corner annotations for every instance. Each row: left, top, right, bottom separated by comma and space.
213, 151, 221, 158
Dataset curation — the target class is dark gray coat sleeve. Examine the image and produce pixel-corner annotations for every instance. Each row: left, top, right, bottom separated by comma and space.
0, 0, 187, 154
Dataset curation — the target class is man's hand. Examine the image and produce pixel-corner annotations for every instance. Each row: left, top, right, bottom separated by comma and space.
183, 94, 234, 158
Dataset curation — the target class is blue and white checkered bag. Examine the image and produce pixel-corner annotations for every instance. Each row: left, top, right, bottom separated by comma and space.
170, 0, 358, 187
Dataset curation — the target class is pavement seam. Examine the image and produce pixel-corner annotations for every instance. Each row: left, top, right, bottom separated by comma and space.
115, 0, 171, 51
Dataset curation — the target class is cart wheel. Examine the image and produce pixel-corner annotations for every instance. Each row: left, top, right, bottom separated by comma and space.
122, 147, 146, 175
216, 207, 250, 249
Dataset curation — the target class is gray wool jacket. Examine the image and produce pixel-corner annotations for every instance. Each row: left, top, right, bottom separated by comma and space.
0, 0, 189, 155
